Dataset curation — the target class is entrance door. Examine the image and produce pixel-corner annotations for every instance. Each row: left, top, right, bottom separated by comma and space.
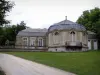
88, 40, 91, 50
94, 40, 97, 50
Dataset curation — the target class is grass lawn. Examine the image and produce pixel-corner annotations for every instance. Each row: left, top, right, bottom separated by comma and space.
1, 51, 100, 75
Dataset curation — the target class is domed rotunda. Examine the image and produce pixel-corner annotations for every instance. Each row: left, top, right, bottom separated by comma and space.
16, 16, 98, 52
48, 17, 88, 52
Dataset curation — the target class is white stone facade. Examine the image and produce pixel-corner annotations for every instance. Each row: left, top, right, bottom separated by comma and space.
48, 30, 88, 52
16, 18, 98, 52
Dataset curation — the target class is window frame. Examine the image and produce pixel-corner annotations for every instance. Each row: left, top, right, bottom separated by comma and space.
70, 31, 75, 42
38, 38, 43, 47
22, 37, 28, 46
53, 31, 60, 44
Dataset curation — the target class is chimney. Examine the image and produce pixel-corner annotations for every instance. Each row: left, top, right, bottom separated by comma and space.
65, 16, 67, 20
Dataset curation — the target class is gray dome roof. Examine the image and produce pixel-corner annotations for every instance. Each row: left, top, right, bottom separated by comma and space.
48, 19, 86, 32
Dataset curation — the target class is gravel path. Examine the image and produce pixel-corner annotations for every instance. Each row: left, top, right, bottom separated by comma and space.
0, 53, 76, 75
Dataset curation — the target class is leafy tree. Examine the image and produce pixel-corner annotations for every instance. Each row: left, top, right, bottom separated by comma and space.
0, 0, 27, 46
0, 21, 27, 46
77, 7, 100, 32
77, 7, 100, 48
0, 27, 6, 45
16, 21, 27, 34
0, 0, 14, 26
0, 0, 14, 45
6, 21, 26, 45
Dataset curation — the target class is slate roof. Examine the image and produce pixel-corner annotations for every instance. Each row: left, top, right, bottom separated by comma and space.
87, 31, 97, 39
17, 28, 47, 37
87, 31, 96, 34
22, 28, 47, 32
48, 19, 86, 32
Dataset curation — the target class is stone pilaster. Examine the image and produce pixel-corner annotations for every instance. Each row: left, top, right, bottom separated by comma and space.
35, 37, 38, 49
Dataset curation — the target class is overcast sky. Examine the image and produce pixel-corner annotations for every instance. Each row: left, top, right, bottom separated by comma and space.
6, 0, 100, 28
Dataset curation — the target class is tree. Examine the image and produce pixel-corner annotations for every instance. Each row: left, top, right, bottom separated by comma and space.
77, 7, 100, 48
0, 21, 27, 46
0, 27, 6, 45
6, 21, 26, 45
77, 7, 100, 32
0, 0, 14, 45
0, 0, 14, 26
16, 21, 27, 34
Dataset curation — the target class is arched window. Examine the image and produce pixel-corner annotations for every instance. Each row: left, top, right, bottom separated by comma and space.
23, 37, 28, 46
70, 31, 75, 42
70, 31, 75, 34
54, 32, 59, 35
53, 31, 59, 44
30, 37, 35, 46
38, 38, 43, 47
83, 32, 85, 36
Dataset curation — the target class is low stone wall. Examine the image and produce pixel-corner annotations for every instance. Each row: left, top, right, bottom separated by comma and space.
0, 49, 47, 52
48, 47, 88, 52
0, 46, 48, 52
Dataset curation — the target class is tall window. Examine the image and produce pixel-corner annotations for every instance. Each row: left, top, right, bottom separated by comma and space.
38, 39, 43, 47
53, 31, 59, 44
83, 32, 86, 44
70, 31, 75, 42
30, 38, 35, 46
23, 37, 28, 46
54, 32, 59, 35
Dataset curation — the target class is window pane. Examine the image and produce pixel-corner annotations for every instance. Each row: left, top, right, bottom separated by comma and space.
54, 32, 59, 35
94, 40, 97, 42
23, 38, 27, 41
23, 41, 27, 45
38, 39, 42, 46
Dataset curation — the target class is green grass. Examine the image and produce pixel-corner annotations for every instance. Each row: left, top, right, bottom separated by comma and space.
1, 51, 100, 75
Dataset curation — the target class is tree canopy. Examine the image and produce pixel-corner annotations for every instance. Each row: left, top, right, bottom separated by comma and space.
77, 7, 100, 32
0, 0, 14, 26
0, 0, 27, 46
77, 7, 100, 48
0, 21, 27, 46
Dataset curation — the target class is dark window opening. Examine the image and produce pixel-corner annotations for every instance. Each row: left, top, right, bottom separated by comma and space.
54, 32, 59, 35
70, 31, 75, 34
56, 49, 57, 51
94, 40, 97, 42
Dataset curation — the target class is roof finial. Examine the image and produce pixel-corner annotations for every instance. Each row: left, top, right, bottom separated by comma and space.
65, 16, 67, 20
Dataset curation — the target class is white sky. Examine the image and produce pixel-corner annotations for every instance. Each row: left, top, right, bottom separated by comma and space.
6, 0, 100, 28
